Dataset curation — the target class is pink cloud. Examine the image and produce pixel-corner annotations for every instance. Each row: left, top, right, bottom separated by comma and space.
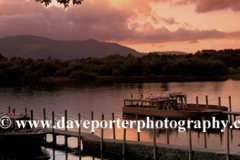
161, 17, 178, 25
0, 0, 240, 45
175, 0, 240, 12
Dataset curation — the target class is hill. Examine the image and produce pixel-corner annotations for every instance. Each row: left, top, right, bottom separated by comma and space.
0, 35, 187, 60
0, 35, 143, 60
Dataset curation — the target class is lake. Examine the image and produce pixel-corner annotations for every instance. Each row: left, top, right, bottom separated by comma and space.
1, 79, 240, 159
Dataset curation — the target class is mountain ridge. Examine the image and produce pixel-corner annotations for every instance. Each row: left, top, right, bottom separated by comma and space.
0, 35, 187, 60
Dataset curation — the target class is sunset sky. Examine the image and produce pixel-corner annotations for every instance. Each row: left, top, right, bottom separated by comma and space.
0, 0, 240, 53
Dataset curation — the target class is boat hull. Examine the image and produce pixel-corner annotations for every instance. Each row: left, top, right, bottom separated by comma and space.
0, 132, 46, 148
122, 107, 228, 121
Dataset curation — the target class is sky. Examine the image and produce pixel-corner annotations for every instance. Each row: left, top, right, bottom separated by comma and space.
0, 0, 240, 53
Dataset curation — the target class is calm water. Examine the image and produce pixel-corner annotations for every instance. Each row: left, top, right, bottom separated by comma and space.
1, 79, 240, 159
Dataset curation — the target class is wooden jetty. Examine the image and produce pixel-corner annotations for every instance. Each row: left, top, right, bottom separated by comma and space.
4, 95, 240, 160
39, 128, 240, 160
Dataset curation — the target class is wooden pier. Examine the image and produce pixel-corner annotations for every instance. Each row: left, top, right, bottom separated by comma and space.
5, 95, 240, 160
39, 127, 240, 160
42, 128, 99, 140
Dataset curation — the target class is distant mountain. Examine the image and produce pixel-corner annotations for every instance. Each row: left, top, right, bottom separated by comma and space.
0, 35, 187, 60
0, 35, 143, 60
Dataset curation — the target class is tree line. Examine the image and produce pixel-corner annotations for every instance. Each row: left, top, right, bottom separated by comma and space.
1, 49, 239, 84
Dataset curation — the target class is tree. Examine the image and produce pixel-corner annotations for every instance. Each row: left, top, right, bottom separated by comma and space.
36, 0, 83, 8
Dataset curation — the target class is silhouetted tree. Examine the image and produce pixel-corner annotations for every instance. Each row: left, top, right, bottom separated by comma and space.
36, 0, 83, 8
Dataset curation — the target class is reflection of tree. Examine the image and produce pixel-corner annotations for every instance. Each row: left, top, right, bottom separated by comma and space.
35, 0, 83, 8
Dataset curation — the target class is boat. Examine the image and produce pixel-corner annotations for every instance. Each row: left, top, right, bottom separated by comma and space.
122, 91, 228, 121
0, 113, 46, 149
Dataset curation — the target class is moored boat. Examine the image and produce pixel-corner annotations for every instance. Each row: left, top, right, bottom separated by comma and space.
122, 91, 228, 121
0, 113, 46, 148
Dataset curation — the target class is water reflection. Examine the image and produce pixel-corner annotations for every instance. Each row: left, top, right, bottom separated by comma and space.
1, 80, 240, 159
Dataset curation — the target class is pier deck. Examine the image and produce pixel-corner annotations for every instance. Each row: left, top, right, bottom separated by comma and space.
41, 128, 100, 140
223, 111, 240, 116
40, 128, 240, 160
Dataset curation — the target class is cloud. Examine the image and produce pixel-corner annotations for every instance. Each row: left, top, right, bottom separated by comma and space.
161, 17, 179, 25
0, 0, 240, 45
174, 0, 240, 12
195, 0, 240, 12
189, 40, 198, 43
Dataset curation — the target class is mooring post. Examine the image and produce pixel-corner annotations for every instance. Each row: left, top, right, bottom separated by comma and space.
136, 114, 140, 141
112, 113, 116, 139
52, 111, 56, 145
123, 115, 126, 157
13, 108, 15, 113
43, 108, 46, 122
185, 95, 188, 108
65, 110, 68, 151
65, 110, 67, 131
153, 117, 156, 160
229, 96, 232, 124
219, 97, 221, 110
164, 116, 169, 144
25, 108, 27, 115
8, 106, 10, 113
43, 108, 46, 142
165, 116, 169, 144
91, 111, 94, 134
101, 114, 104, 152
202, 116, 207, 148
188, 118, 192, 160
229, 96, 233, 140
206, 95, 208, 109
196, 96, 198, 109
227, 120, 230, 160
31, 110, 33, 120
78, 113, 81, 158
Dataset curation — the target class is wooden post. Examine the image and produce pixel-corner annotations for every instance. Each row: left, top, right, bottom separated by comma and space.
52, 111, 56, 145
101, 114, 104, 152
226, 121, 230, 160
229, 96, 233, 140
43, 109, 46, 122
8, 106, 10, 113
202, 116, 207, 148
31, 110, 33, 120
43, 108, 46, 143
112, 113, 116, 139
65, 110, 68, 151
188, 118, 192, 160
165, 116, 169, 144
25, 108, 27, 115
13, 108, 15, 113
185, 95, 188, 108
123, 115, 126, 157
219, 97, 221, 110
131, 94, 133, 98
229, 96, 232, 124
206, 96, 208, 109
196, 96, 198, 109
153, 117, 156, 160
78, 113, 81, 158
65, 110, 67, 131
136, 114, 140, 141
141, 94, 143, 98
42, 108, 46, 142
91, 111, 94, 134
